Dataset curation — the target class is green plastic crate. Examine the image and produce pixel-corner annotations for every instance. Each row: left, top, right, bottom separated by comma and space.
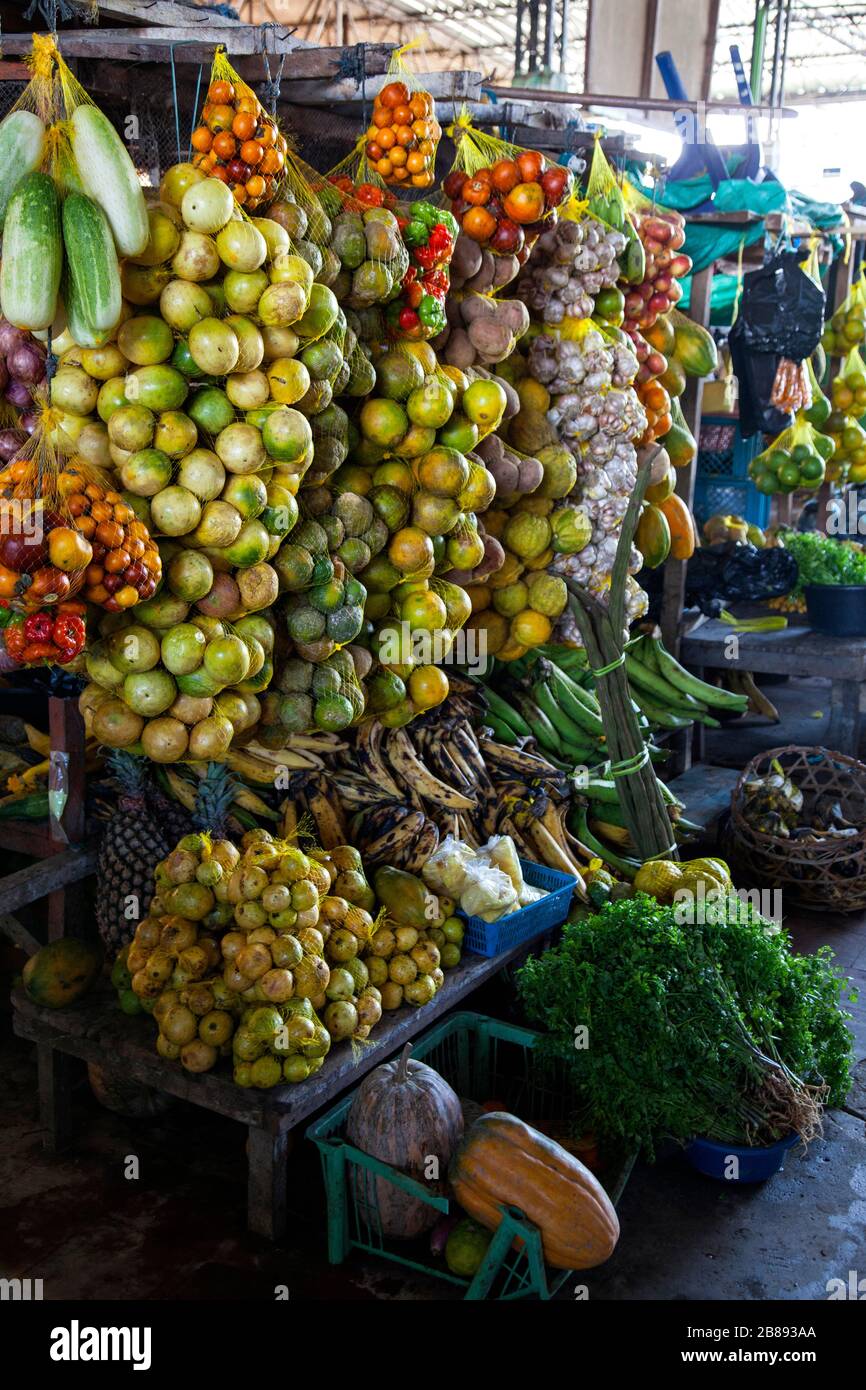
307, 1011, 634, 1301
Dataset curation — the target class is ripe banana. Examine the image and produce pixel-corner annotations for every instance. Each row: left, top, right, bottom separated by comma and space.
355, 720, 404, 800
306, 788, 347, 850
281, 798, 298, 840
400, 816, 440, 874
164, 768, 198, 813
735, 670, 780, 722
225, 751, 285, 786
385, 728, 475, 811
477, 737, 560, 781
245, 740, 324, 769
526, 819, 586, 891
363, 810, 427, 865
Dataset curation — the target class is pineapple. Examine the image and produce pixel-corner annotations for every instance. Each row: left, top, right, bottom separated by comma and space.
190, 761, 237, 839
95, 752, 181, 952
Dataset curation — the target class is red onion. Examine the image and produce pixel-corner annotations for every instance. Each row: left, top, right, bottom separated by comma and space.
8, 343, 45, 384
0, 360, 7, 393
0, 428, 25, 461
19, 410, 39, 435
5, 380, 33, 409
0, 320, 26, 355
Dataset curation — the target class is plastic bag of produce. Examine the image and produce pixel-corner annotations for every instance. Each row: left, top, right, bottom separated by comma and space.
363, 41, 440, 191
0, 598, 86, 667
475, 833, 523, 895
459, 861, 519, 921
422, 833, 477, 896
802, 357, 831, 428
0, 405, 161, 610
269, 632, 368, 735
747, 414, 829, 495
821, 269, 866, 357
190, 44, 288, 212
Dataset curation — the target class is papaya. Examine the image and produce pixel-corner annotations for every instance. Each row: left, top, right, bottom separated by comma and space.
645, 467, 676, 504
634, 503, 671, 568
663, 397, 697, 469
673, 319, 718, 377
658, 493, 697, 560
23, 938, 103, 1010
373, 865, 433, 929
659, 356, 687, 398
645, 315, 676, 356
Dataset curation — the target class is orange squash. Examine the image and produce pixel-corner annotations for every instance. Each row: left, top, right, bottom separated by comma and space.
658, 493, 696, 559
448, 1112, 620, 1270
635, 503, 671, 568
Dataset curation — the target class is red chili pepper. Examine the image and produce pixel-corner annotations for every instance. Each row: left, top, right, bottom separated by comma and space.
399, 306, 420, 331
23, 611, 55, 644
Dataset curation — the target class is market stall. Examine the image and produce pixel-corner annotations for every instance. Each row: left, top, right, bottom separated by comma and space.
0, 6, 860, 1304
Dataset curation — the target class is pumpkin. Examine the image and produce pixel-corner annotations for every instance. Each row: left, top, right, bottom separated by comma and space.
346, 1042, 464, 1239
658, 492, 696, 559
448, 1112, 620, 1270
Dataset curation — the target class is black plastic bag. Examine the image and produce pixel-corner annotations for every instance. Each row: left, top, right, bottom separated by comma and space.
729, 344, 792, 437
729, 250, 825, 437
731, 250, 825, 359
683, 542, 799, 618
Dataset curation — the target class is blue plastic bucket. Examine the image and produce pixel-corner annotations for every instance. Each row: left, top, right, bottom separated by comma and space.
685, 1132, 800, 1182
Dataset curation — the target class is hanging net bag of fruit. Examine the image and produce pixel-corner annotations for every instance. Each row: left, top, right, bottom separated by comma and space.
441, 109, 573, 283
362, 41, 440, 193
190, 45, 288, 212
747, 415, 830, 495
0, 35, 148, 349
0, 400, 161, 615
821, 271, 866, 358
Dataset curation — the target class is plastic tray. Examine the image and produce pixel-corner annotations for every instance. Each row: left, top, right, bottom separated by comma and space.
308, 1011, 635, 1300
459, 858, 576, 958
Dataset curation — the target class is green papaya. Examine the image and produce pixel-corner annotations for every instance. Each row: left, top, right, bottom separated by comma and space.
23, 938, 103, 1010
373, 865, 432, 929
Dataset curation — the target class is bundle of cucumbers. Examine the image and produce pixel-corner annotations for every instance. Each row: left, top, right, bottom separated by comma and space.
0, 93, 148, 342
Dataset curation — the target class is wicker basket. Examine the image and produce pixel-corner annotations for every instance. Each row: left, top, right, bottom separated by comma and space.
728, 745, 866, 913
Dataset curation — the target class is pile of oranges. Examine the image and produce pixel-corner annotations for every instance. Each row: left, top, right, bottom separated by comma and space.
364, 80, 440, 190
637, 379, 673, 447
191, 77, 288, 210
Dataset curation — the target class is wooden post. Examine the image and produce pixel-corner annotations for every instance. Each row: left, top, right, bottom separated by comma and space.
247, 1124, 291, 1240
660, 264, 714, 653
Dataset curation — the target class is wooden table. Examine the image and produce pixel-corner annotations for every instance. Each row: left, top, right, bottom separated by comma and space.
12, 934, 544, 1241
680, 619, 866, 756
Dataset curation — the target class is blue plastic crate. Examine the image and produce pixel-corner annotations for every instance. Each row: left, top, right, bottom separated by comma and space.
459, 858, 576, 958
694, 414, 769, 529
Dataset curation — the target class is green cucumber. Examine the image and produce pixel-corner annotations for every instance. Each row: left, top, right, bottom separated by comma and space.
71, 105, 149, 257
0, 172, 61, 331
0, 110, 46, 232
0, 791, 49, 820
62, 192, 122, 337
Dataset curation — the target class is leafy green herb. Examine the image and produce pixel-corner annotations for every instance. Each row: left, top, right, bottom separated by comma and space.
517, 895, 855, 1158
780, 529, 866, 594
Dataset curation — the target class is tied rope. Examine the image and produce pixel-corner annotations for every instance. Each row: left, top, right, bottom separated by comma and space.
591, 652, 625, 678
260, 24, 286, 119
338, 44, 368, 130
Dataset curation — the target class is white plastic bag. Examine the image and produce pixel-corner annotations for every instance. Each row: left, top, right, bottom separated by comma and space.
459, 863, 519, 922
422, 834, 477, 897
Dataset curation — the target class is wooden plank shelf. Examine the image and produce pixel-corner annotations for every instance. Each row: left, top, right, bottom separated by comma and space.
12, 931, 550, 1240
681, 618, 866, 757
